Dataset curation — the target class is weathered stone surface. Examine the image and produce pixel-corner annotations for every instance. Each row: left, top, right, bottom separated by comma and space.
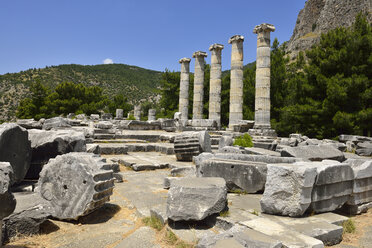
170, 166, 195, 177
240, 217, 324, 248
218, 136, 233, 151
17, 119, 42, 129
0, 123, 32, 183
42, 117, 71, 130
281, 144, 345, 162
344, 160, 372, 213
356, 142, 372, 156
2, 205, 51, 244
38, 152, 115, 219
269, 216, 343, 246
86, 144, 101, 154
166, 177, 227, 221
295, 160, 354, 213
0, 162, 16, 219
94, 121, 113, 129
115, 109, 123, 119
199, 158, 267, 193
197, 225, 282, 248
261, 163, 317, 216
27, 129, 86, 179
28, 129, 86, 165
101, 113, 113, 120
339, 134, 372, 143
219, 146, 248, 154
90, 114, 100, 120
228, 35, 244, 128
174, 131, 211, 161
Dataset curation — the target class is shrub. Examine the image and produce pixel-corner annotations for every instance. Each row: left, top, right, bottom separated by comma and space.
233, 133, 253, 147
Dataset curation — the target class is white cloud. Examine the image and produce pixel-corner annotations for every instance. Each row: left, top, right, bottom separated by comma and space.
103, 58, 114, 64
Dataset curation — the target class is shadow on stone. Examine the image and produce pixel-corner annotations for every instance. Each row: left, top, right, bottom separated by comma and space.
74, 203, 121, 225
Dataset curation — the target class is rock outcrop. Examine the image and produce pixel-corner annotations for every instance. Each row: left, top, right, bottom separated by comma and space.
287, 0, 371, 58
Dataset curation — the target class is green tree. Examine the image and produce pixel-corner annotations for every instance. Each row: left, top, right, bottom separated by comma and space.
278, 13, 372, 138
16, 80, 50, 120
158, 69, 180, 118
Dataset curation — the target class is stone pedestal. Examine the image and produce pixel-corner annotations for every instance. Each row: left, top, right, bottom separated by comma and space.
250, 23, 276, 137
134, 105, 141, 121
208, 44, 224, 128
178, 58, 191, 121
148, 109, 156, 121
192, 51, 207, 120
116, 109, 123, 119
228, 35, 244, 129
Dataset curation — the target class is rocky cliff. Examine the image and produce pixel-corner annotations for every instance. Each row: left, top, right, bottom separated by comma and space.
287, 0, 372, 58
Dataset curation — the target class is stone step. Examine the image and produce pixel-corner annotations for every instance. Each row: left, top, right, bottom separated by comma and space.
96, 143, 174, 155
94, 139, 147, 143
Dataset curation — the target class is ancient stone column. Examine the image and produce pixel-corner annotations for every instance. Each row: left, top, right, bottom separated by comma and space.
134, 105, 141, 120
148, 109, 156, 121
178, 58, 191, 121
228, 35, 244, 129
208, 44, 224, 128
192, 51, 207, 120
116, 109, 123, 119
253, 23, 275, 129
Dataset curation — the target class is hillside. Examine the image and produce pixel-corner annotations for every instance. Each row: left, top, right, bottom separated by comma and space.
0, 64, 162, 121
286, 0, 371, 58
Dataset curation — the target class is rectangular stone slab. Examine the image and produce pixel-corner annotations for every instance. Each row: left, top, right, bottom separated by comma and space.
281, 144, 345, 162
240, 217, 324, 248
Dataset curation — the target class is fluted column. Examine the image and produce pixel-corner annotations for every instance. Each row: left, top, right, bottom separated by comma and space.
192, 51, 207, 120
228, 35, 244, 128
178, 58, 191, 120
253, 23, 275, 129
208, 44, 224, 128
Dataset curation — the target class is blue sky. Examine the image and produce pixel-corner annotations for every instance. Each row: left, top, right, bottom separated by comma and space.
0, 0, 306, 74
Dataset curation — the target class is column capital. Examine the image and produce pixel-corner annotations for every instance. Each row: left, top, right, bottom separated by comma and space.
179, 57, 191, 63
228, 35, 244, 44
192, 51, 208, 58
209, 43, 224, 51
253, 23, 275, 34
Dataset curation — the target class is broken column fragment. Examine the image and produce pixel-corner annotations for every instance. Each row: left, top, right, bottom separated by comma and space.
134, 105, 141, 120
174, 131, 211, 161
148, 109, 156, 121
0, 123, 32, 184
38, 152, 115, 220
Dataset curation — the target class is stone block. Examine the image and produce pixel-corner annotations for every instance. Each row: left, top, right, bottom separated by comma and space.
94, 121, 113, 129
240, 217, 324, 248
0, 162, 16, 219
2, 205, 51, 244
281, 144, 345, 162
166, 177, 227, 221
42, 117, 72, 130
17, 119, 42, 129
260, 163, 317, 216
218, 136, 233, 151
0, 123, 32, 184
199, 158, 267, 193
356, 142, 372, 156
197, 225, 282, 248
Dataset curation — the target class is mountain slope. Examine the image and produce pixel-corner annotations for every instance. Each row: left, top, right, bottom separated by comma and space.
0, 64, 162, 121
287, 0, 371, 58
